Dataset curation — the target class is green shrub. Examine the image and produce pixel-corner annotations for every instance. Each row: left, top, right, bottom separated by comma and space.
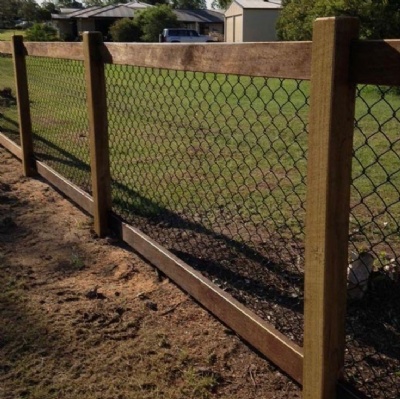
134, 5, 179, 42
25, 23, 59, 42
109, 18, 141, 42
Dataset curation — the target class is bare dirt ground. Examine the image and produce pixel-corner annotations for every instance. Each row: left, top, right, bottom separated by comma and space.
0, 146, 301, 399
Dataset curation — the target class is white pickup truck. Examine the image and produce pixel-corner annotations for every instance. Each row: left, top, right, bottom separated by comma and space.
160, 28, 215, 43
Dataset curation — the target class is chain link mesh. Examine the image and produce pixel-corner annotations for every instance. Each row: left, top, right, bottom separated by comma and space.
345, 85, 400, 398
2, 47, 399, 398
0, 53, 19, 144
26, 56, 91, 193
106, 65, 309, 344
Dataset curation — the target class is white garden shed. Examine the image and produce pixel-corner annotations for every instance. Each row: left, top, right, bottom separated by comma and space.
224, 0, 282, 42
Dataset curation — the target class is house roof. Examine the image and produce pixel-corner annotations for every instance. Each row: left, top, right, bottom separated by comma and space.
173, 9, 224, 23
59, 7, 82, 14
86, 5, 136, 18
233, 0, 282, 9
53, 4, 140, 19
52, 6, 102, 20
53, 4, 224, 22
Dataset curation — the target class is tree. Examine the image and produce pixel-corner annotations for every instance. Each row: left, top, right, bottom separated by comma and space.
210, 0, 231, 9
109, 18, 141, 42
0, 0, 21, 27
55, 0, 83, 7
20, 0, 40, 22
277, 0, 400, 41
170, 0, 206, 9
37, 2, 59, 21
133, 5, 179, 42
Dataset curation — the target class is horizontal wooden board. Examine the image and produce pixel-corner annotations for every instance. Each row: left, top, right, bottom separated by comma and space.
35, 162, 93, 215
0, 134, 93, 214
24, 42, 84, 60
0, 133, 22, 158
110, 215, 304, 384
0, 41, 12, 54
103, 42, 312, 79
351, 39, 400, 85
0, 134, 304, 384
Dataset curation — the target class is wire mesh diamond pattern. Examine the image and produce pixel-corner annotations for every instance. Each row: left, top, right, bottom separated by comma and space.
106, 65, 309, 344
0, 53, 19, 144
26, 56, 91, 193
345, 84, 400, 399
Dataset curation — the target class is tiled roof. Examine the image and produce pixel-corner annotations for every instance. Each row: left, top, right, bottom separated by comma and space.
52, 6, 101, 19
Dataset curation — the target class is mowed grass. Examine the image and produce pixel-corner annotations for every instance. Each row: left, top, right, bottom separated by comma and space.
0, 54, 399, 255
0, 29, 25, 41
0, 54, 19, 140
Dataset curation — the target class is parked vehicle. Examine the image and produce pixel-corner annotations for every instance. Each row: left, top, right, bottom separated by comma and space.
14, 20, 33, 29
160, 28, 215, 43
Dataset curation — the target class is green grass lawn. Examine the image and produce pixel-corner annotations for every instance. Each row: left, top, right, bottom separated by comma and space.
0, 54, 399, 262
0, 29, 25, 41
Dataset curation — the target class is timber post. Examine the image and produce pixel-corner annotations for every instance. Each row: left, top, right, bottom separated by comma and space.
11, 35, 34, 176
303, 16, 359, 399
83, 31, 111, 237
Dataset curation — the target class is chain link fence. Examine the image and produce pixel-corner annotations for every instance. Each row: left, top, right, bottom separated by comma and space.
0, 53, 19, 144
2, 46, 399, 399
345, 85, 400, 398
25, 56, 91, 193
106, 64, 309, 344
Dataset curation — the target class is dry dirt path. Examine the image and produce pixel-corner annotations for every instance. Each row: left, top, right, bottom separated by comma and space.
0, 147, 300, 399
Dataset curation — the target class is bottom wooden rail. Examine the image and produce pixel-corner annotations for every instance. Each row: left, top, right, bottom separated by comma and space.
0, 132, 303, 383
0, 132, 365, 398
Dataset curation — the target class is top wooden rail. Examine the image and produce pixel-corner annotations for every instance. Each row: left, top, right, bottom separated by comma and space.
102, 42, 312, 79
0, 41, 12, 54
2, 39, 400, 84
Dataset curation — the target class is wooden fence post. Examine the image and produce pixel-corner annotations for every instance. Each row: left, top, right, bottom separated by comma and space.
11, 35, 34, 177
303, 17, 359, 399
83, 31, 111, 237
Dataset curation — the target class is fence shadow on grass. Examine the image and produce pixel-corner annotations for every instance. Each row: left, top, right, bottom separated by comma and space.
0, 113, 20, 140
111, 180, 305, 340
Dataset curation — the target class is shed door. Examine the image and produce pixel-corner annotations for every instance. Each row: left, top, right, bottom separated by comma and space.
226, 17, 234, 42
234, 15, 243, 42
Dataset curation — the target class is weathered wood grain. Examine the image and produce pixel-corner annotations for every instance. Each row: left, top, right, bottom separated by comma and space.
0, 133, 22, 159
0, 41, 12, 54
83, 32, 111, 237
110, 215, 304, 384
303, 17, 359, 399
0, 133, 93, 214
103, 42, 312, 79
23, 42, 84, 60
0, 134, 304, 384
351, 40, 400, 85
12, 36, 34, 177
36, 161, 94, 215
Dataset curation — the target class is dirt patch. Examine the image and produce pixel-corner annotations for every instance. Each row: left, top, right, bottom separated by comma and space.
0, 146, 301, 399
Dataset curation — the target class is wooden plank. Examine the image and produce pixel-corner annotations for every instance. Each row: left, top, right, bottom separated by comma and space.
12, 35, 35, 177
0, 132, 304, 384
0, 133, 22, 159
0, 41, 12, 54
0, 133, 93, 214
110, 215, 304, 383
35, 161, 94, 215
23, 42, 84, 60
103, 41, 312, 79
303, 17, 359, 399
351, 40, 400, 85
83, 32, 111, 237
